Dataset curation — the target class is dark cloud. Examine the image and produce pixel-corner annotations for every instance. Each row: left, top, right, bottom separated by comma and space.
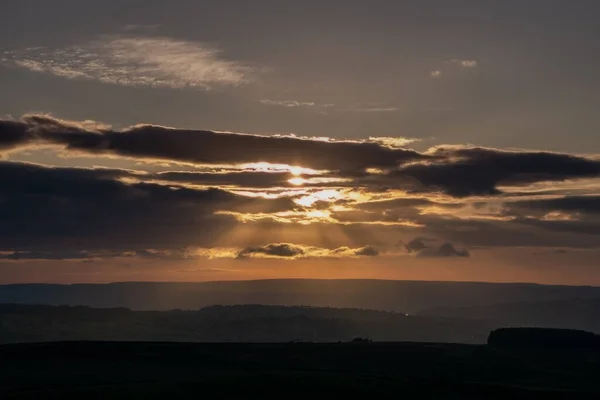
0, 161, 296, 251
413, 211, 600, 249
4, 116, 600, 198
2, 155, 599, 256
330, 198, 453, 225
392, 147, 600, 197
404, 238, 430, 253
154, 170, 293, 188
510, 218, 600, 236
236, 243, 380, 259
504, 196, 600, 216
358, 197, 462, 211
416, 242, 470, 258
353, 245, 380, 256
399, 236, 470, 257
0, 250, 93, 260
326, 147, 600, 198
0, 120, 30, 150
133, 249, 193, 260
3, 115, 600, 259
237, 243, 306, 259
1, 115, 425, 171
499, 196, 600, 237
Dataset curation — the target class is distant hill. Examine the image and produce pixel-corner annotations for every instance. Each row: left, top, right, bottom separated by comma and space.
2, 279, 600, 314
0, 303, 494, 344
420, 298, 600, 333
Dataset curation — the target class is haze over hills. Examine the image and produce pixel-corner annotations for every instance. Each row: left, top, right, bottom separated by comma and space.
2, 279, 600, 314
0, 303, 495, 344
1, 299, 600, 345
421, 298, 600, 333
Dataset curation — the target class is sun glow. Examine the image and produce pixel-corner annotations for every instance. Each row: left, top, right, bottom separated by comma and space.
306, 210, 331, 219
240, 162, 321, 175
295, 189, 343, 207
288, 177, 306, 186
289, 166, 304, 176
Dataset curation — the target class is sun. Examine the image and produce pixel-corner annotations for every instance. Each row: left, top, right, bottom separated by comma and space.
289, 166, 304, 176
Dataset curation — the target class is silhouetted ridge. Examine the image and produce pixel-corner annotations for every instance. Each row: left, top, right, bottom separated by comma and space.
488, 327, 600, 348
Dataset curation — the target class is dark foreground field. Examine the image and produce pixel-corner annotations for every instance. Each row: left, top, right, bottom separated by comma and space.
1, 341, 599, 399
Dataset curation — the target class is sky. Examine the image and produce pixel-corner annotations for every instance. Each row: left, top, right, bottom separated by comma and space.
1, 0, 600, 285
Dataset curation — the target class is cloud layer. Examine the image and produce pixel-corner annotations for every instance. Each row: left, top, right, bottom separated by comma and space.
2, 114, 600, 263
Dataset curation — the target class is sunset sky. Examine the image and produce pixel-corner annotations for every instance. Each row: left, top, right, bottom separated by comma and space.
1, 0, 600, 284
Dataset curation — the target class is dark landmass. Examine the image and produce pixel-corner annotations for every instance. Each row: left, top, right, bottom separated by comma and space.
2, 279, 600, 313
1, 340, 600, 398
488, 327, 600, 348
420, 298, 600, 333
0, 304, 494, 344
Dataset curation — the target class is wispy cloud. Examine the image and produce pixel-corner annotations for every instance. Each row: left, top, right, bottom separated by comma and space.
343, 107, 400, 113
259, 99, 324, 108
450, 59, 478, 68
259, 100, 401, 113
369, 137, 420, 147
2, 35, 257, 89
430, 59, 478, 78
121, 24, 161, 32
